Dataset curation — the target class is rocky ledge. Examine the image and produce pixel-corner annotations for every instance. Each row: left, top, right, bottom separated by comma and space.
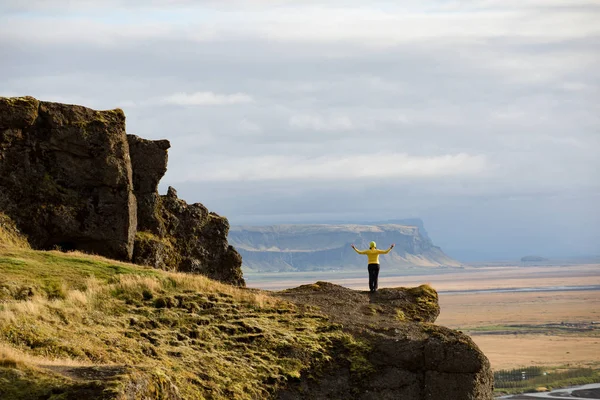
276, 282, 493, 399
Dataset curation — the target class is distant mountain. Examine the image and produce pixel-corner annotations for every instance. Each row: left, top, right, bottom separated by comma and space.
520, 256, 549, 262
229, 223, 460, 272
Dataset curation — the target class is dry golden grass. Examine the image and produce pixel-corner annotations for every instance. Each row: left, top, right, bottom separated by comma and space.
166, 270, 281, 308
0, 213, 30, 249
0, 344, 88, 368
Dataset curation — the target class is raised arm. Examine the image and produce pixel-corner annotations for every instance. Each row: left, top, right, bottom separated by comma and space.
351, 244, 367, 254
378, 244, 395, 254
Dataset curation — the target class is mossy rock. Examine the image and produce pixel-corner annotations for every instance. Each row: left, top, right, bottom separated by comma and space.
0, 96, 39, 129
132, 231, 179, 271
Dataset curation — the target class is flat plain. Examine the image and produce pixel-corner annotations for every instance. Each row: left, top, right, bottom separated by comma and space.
248, 263, 600, 371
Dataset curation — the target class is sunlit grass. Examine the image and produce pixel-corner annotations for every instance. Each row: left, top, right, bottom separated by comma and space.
0, 238, 365, 399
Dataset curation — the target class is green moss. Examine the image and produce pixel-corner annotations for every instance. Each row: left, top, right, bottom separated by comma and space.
0, 96, 38, 107
337, 335, 374, 379
135, 231, 169, 245
407, 284, 437, 298
133, 231, 180, 271
402, 284, 439, 322
395, 309, 406, 321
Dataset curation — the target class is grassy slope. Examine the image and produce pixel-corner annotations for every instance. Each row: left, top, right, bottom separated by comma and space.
0, 240, 365, 399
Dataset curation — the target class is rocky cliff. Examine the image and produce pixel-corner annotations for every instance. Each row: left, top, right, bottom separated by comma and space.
230, 224, 460, 272
277, 282, 493, 399
0, 96, 136, 260
0, 96, 243, 285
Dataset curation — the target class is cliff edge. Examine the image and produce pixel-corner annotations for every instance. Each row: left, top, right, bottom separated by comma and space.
276, 282, 493, 399
0, 96, 243, 285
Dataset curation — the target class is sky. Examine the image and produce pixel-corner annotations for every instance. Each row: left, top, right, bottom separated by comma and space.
1, 0, 599, 261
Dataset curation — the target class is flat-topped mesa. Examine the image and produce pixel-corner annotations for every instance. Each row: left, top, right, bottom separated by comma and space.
230, 223, 460, 272
0, 96, 244, 286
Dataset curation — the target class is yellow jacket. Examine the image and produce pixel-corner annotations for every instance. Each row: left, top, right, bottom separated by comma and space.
352, 247, 393, 264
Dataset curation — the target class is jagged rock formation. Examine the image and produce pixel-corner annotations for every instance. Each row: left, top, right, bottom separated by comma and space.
230, 224, 460, 272
127, 134, 170, 235
277, 282, 493, 399
133, 186, 244, 286
0, 96, 243, 285
127, 134, 244, 286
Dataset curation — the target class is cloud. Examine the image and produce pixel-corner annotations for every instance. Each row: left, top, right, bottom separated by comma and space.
289, 114, 354, 131
1, 0, 598, 257
160, 91, 254, 106
238, 118, 262, 134
2, 2, 599, 48
169, 153, 488, 182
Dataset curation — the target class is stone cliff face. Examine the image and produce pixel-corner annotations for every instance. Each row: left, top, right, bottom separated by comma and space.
277, 282, 493, 399
0, 96, 243, 285
0, 96, 136, 260
230, 224, 460, 272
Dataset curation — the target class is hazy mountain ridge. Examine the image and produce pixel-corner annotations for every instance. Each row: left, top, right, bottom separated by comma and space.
229, 223, 460, 272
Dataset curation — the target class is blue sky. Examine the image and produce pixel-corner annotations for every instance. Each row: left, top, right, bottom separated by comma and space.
1, 0, 599, 260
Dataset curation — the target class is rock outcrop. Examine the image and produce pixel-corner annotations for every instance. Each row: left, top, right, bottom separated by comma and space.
277, 282, 493, 399
133, 186, 244, 286
0, 96, 136, 260
230, 224, 460, 272
127, 134, 244, 286
127, 134, 170, 235
0, 96, 244, 285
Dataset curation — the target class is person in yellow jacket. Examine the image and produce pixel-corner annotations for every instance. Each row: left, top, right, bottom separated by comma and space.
351, 241, 395, 293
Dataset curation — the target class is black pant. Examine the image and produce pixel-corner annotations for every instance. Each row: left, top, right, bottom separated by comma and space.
368, 263, 380, 292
